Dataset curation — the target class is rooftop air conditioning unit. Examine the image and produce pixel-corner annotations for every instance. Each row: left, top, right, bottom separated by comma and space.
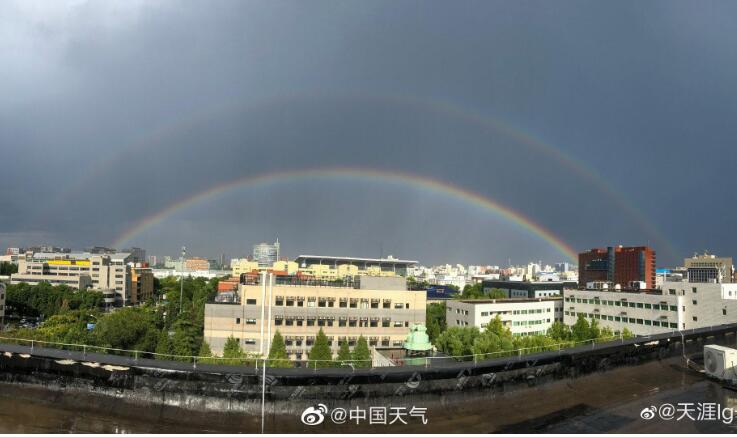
704, 345, 737, 381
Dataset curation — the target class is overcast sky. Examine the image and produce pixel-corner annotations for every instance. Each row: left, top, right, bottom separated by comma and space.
2, 0, 736, 266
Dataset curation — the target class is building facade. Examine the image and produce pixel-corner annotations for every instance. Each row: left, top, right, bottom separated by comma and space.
204, 276, 426, 359
684, 253, 734, 283
578, 246, 656, 289
445, 298, 563, 337
185, 257, 212, 271
563, 281, 737, 336
10, 252, 153, 306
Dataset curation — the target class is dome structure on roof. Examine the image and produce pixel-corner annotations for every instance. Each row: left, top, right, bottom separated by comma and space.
403, 324, 433, 352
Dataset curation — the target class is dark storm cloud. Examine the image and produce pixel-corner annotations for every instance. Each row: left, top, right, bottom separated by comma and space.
2, 0, 737, 265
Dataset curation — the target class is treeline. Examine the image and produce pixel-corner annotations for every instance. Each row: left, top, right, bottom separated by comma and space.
5, 282, 103, 318
3, 276, 222, 361
435, 314, 633, 359
199, 328, 372, 368
0, 262, 18, 276
460, 283, 507, 299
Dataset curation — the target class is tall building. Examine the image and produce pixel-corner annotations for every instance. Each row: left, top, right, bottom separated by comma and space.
10, 251, 153, 306
253, 240, 280, 267
204, 275, 426, 359
578, 246, 656, 289
684, 252, 734, 284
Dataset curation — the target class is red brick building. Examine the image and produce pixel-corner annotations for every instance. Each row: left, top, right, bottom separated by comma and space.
578, 246, 656, 289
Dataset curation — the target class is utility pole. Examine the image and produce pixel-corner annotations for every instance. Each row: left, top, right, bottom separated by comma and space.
179, 246, 186, 315
259, 270, 267, 356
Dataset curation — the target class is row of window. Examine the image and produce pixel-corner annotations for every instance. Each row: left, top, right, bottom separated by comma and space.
565, 297, 677, 312
565, 311, 678, 328
235, 317, 410, 328
252, 298, 411, 309
512, 318, 551, 326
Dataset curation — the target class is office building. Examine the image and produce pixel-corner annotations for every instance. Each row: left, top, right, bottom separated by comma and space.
10, 252, 153, 306
253, 240, 280, 267
482, 280, 576, 299
563, 280, 737, 336
446, 298, 563, 337
204, 275, 426, 359
578, 246, 656, 289
684, 253, 734, 283
130, 265, 154, 304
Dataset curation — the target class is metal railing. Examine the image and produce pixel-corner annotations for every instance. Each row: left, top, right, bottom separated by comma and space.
0, 333, 634, 371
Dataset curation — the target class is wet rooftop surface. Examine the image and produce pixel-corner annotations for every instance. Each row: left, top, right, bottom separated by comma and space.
1, 356, 736, 433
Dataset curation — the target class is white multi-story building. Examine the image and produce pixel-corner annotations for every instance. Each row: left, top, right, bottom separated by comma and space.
563, 281, 737, 336
446, 298, 563, 337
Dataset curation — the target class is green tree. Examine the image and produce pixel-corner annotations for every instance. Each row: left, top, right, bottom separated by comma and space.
621, 327, 634, 339
426, 302, 447, 342
222, 335, 248, 364
571, 314, 592, 342
307, 328, 333, 368
0, 262, 18, 276
336, 340, 352, 363
155, 330, 173, 359
267, 331, 292, 368
547, 321, 571, 341
352, 335, 371, 368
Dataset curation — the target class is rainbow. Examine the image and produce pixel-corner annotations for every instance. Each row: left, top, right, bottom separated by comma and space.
111, 167, 578, 261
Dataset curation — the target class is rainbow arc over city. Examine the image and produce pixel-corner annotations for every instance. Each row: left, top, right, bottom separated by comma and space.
50, 91, 677, 260
111, 167, 578, 261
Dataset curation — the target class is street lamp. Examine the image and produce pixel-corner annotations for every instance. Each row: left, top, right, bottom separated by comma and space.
179, 246, 186, 315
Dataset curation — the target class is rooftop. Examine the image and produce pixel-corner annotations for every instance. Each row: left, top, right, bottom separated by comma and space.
454, 297, 563, 304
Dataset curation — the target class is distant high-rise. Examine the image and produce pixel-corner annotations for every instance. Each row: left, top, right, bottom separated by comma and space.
253, 239, 280, 267
578, 246, 656, 289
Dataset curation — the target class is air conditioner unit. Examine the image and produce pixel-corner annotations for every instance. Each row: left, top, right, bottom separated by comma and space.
704, 345, 737, 381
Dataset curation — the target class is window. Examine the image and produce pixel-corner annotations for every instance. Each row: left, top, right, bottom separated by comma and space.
275, 297, 284, 306
644, 304, 651, 309
275, 319, 283, 326
236, 318, 241, 324
670, 323, 677, 329
340, 301, 347, 308
693, 316, 698, 322
297, 300, 304, 307
318, 300, 326, 307
669, 305, 677, 312
307, 319, 315, 326
339, 319, 347, 327
286, 299, 294, 307
246, 299, 257, 305
307, 301, 316, 308
394, 303, 404, 309
349, 320, 357, 327
383, 301, 391, 309
244, 339, 256, 345
350, 301, 357, 309
692, 287, 697, 294
246, 318, 256, 325
724, 309, 728, 316
382, 320, 390, 327
371, 302, 378, 309
692, 300, 697, 305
